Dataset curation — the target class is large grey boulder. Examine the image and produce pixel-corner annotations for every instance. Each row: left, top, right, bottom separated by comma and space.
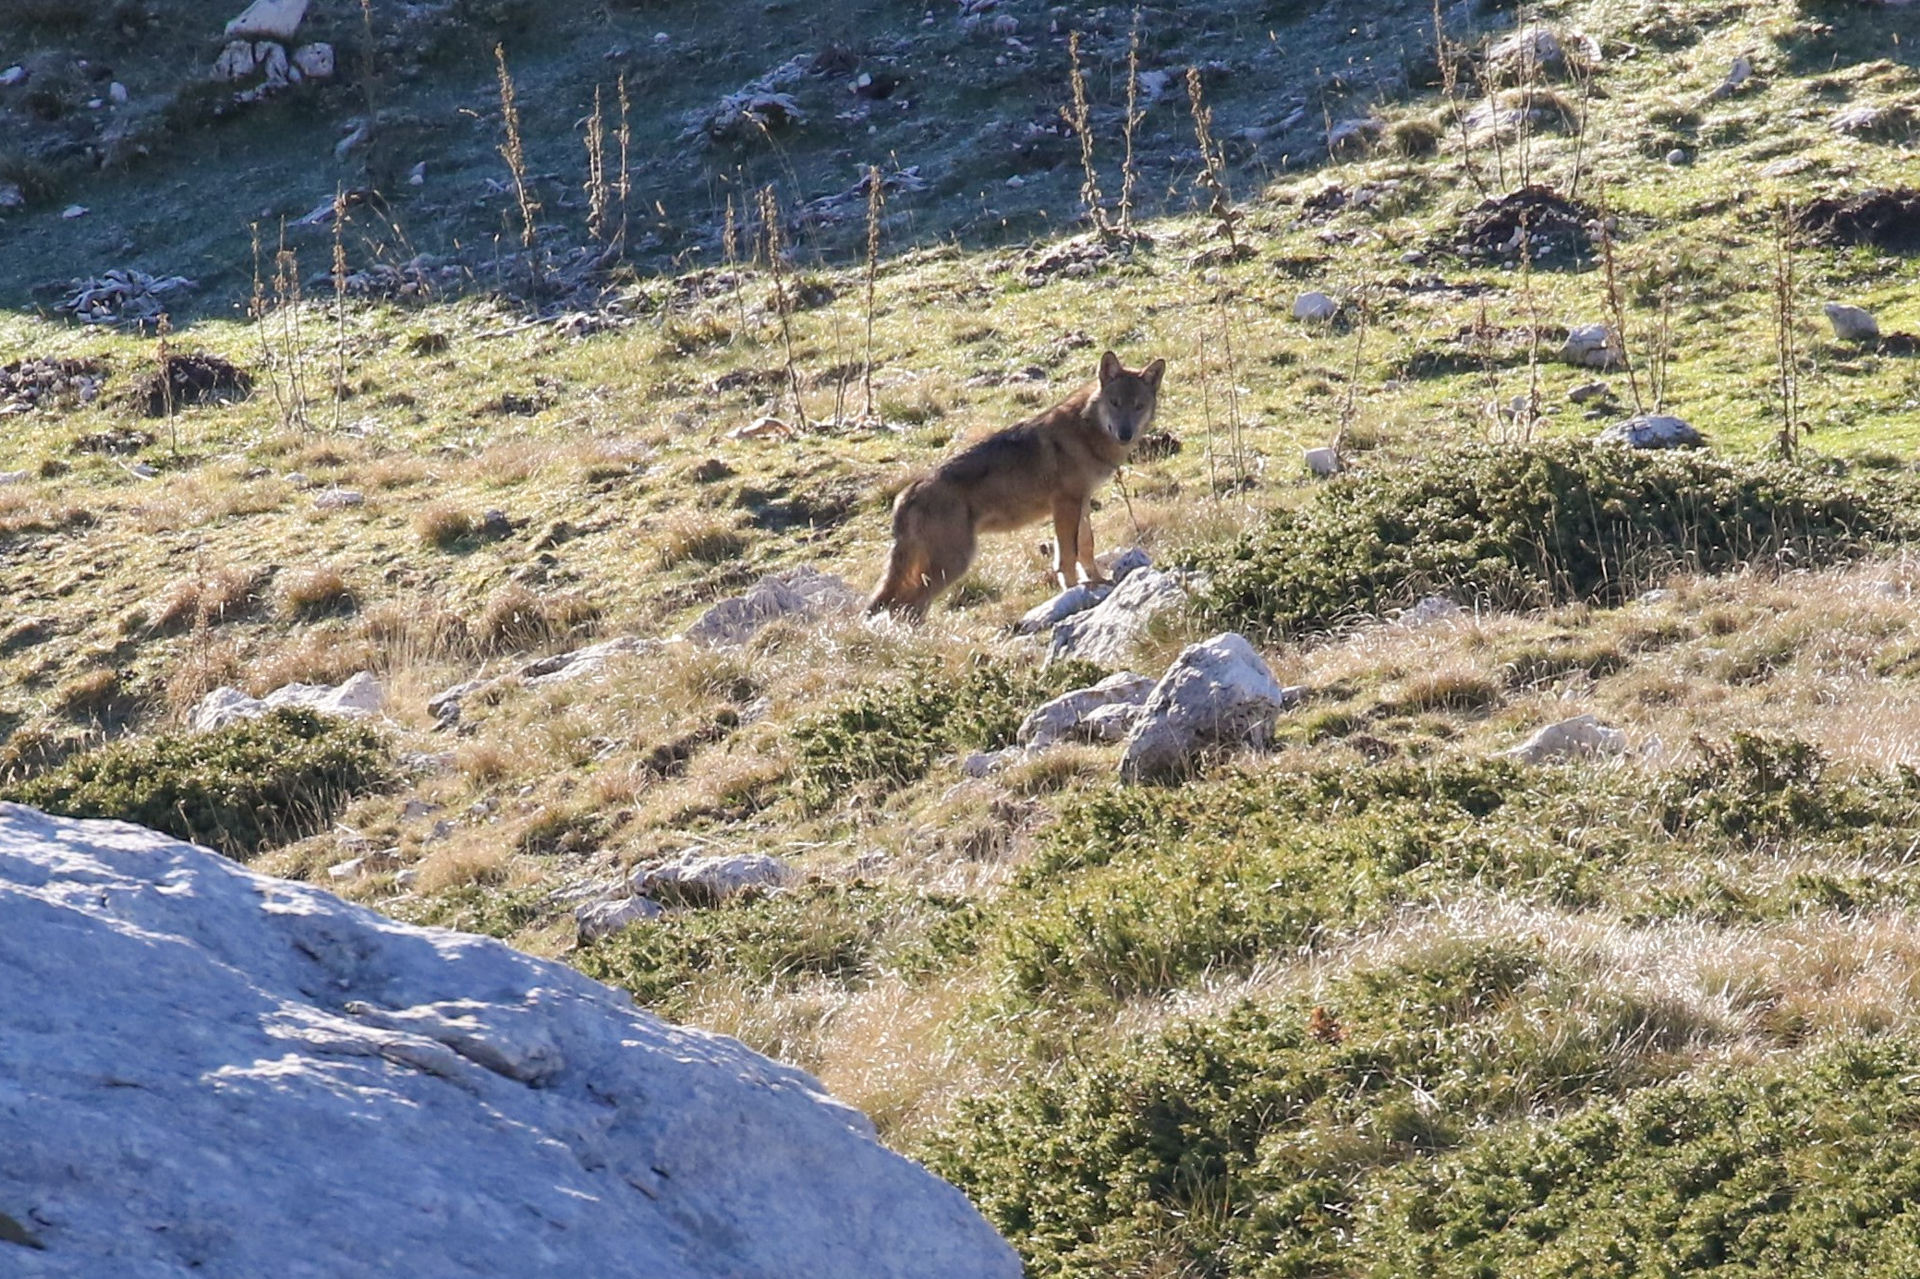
1018, 672, 1157, 750
1824, 302, 1880, 343
224, 0, 307, 39
1049, 569, 1189, 666
1561, 323, 1622, 369
1016, 548, 1153, 634
0, 803, 1019, 1279
634, 851, 793, 904
1119, 633, 1300, 782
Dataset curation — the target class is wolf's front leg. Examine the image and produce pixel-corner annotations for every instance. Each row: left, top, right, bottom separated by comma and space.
1051, 498, 1084, 590
1075, 506, 1109, 586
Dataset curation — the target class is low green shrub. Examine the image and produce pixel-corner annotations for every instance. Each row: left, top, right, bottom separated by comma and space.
1197, 442, 1903, 639
2, 709, 392, 859
790, 657, 1105, 808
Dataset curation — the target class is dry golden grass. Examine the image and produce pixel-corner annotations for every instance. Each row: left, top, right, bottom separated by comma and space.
655, 511, 749, 569
54, 668, 121, 719
247, 626, 381, 694
149, 566, 266, 633
414, 501, 477, 549
476, 585, 600, 654
277, 565, 358, 621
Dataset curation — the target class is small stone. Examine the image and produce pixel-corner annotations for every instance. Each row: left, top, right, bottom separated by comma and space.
1665, 148, 1689, 166
327, 857, 367, 883
575, 895, 664, 941
62, 205, 90, 220
1119, 633, 1296, 783
399, 799, 443, 822
1048, 568, 1190, 667
225, 0, 310, 40
130, 463, 158, 479
0, 470, 27, 485
1292, 291, 1339, 323
1637, 588, 1673, 605
1567, 380, 1612, 405
1402, 595, 1463, 625
1005, 175, 1025, 188
407, 161, 427, 186
730, 415, 793, 440
291, 42, 335, 80
654, 31, 671, 43
634, 852, 791, 904
313, 488, 365, 509
1561, 323, 1621, 369
1018, 671, 1157, 750
109, 81, 128, 104
1303, 446, 1341, 477
214, 40, 257, 80
0, 66, 27, 88
962, 748, 1025, 778
478, 509, 513, 538
1824, 302, 1879, 343
0, 184, 23, 211
282, 471, 312, 487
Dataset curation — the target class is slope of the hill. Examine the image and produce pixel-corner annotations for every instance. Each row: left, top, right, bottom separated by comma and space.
4, 0, 1920, 1275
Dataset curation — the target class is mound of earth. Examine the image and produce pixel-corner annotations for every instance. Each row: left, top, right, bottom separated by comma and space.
131, 352, 251, 417
1794, 187, 1920, 252
1453, 184, 1596, 264
0, 802, 1019, 1279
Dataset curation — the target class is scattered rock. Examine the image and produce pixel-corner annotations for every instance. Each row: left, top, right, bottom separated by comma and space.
685, 56, 810, 145
1709, 54, 1754, 100
1567, 380, 1614, 405
687, 567, 859, 647
1486, 26, 1598, 81
61, 205, 89, 220
1762, 156, 1813, 179
0, 66, 26, 88
520, 636, 659, 687
2, 356, 105, 414
427, 679, 486, 727
1015, 548, 1152, 634
1824, 302, 1880, 343
1080, 701, 1148, 742
214, 41, 258, 80
0, 471, 28, 484
225, 0, 308, 39
574, 894, 664, 941
1499, 713, 1627, 764
1118, 634, 1298, 782
57, 270, 198, 327
961, 748, 1024, 779
1303, 446, 1342, 477
634, 851, 792, 904
399, 799, 443, 823
0, 804, 1018, 1277
1292, 291, 1339, 323
108, 82, 128, 104
313, 488, 366, 509
72, 427, 154, 456
1830, 104, 1896, 137
1597, 414, 1702, 449
1665, 148, 1690, 166
1048, 569, 1190, 667
190, 672, 383, 732
1019, 671, 1157, 750
0, 183, 23, 211
1561, 323, 1623, 369
291, 42, 334, 81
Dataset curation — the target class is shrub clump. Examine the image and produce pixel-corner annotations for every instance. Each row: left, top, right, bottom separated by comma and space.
791, 657, 1106, 808
1197, 442, 1903, 639
2, 708, 393, 858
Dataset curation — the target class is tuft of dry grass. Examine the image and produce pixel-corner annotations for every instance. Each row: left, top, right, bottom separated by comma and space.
53, 668, 122, 720
655, 512, 749, 569
476, 586, 601, 655
415, 502, 477, 549
150, 566, 267, 634
277, 566, 358, 621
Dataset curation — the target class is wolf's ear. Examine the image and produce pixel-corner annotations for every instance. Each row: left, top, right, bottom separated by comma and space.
1098, 350, 1123, 383
1142, 358, 1166, 392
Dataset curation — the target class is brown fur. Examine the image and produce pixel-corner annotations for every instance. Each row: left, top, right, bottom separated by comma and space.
867, 350, 1167, 620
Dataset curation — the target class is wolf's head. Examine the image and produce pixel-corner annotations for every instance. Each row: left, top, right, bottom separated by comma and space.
1092, 350, 1167, 447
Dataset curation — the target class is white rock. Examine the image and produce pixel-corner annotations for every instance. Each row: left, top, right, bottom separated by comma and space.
61, 205, 89, 220
1018, 671, 1157, 750
291, 42, 334, 80
214, 41, 258, 79
1824, 302, 1879, 343
1499, 713, 1627, 765
1292, 291, 1339, 323
0, 66, 26, 87
225, 0, 309, 40
408, 161, 427, 186
687, 566, 859, 647
635, 851, 792, 903
961, 748, 1025, 779
399, 799, 443, 822
0, 469, 31, 485
1488, 26, 1564, 76
313, 488, 365, 508
256, 41, 290, 88
264, 670, 384, 719
189, 686, 267, 732
574, 894, 664, 941
1402, 595, 1463, 625
0, 803, 1017, 1277
520, 636, 659, 687
1080, 701, 1148, 742
1048, 568, 1190, 667
1596, 414, 1702, 449
1831, 104, 1885, 135
427, 678, 487, 724
1304, 446, 1342, 477
1119, 633, 1296, 782
1666, 148, 1690, 166
108, 81, 128, 104
1561, 323, 1622, 368
0, 184, 22, 211
1018, 583, 1106, 634
327, 856, 367, 882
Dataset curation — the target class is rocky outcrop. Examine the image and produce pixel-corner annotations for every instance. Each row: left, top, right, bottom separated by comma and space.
633, 851, 793, 904
1119, 633, 1300, 782
1048, 568, 1190, 666
1015, 548, 1153, 635
1596, 415, 1702, 449
1499, 713, 1627, 764
191, 671, 383, 732
1017, 672, 1157, 750
688, 567, 859, 647
0, 803, 1020, 1278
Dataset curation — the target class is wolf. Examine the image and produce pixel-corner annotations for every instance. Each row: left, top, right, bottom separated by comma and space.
866, 350, 1167, 620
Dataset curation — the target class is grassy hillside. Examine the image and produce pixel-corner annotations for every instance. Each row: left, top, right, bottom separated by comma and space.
6, 0, 1920, 1273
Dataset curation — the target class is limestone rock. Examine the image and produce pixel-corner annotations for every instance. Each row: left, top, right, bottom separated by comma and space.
687, 567, 858, 647
191, 672, 383, 732
575, 894, 664, 941
190, 686, 267, 732
1081, 701, 1148, 742
520, 636, 658, 688
224, 0, 308, 40
1499, 713, 1627, 765
1049, 569, 1190, 667
1304, 446, 1342, 477
961, 748, 1025, 779
1018, 671, 1157, 750
1561, 323, 1622, 369
1596, 414, 1702, 449
1824, 302, 1880, 343
313, 488, 365, 509
214, 41, 257, 80
1119, 634, 1298, 782
291, 42, 334, 81
1292, 291, 1339, 323
635, 851, 792, 904
0, 803, 1018, 1277
1015, 548, 1151, 635
1401, 595, 1463, 625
